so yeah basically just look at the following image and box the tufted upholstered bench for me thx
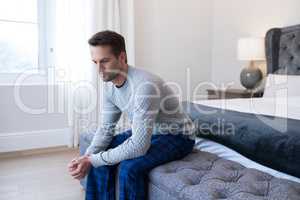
[79,132,300,200]
[148,150,300,200]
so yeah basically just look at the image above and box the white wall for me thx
[134,0,213,100]
[0,85,69,133]
[211,0,300,88]
[0,84,71,152]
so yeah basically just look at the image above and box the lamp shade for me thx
[237,37,265,61]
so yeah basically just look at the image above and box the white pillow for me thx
[263,74,300,98]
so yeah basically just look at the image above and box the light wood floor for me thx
[0,147,85,200]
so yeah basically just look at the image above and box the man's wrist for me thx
[86,155,92,164]
[88,153,106,168]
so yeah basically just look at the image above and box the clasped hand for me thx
[68,155,91,180]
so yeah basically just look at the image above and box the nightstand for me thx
[206,88,263,99]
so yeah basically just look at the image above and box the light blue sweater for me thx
[85,66,195,167]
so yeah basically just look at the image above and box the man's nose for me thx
[98,64,104,72]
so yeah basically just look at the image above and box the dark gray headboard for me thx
[265,24,300,75]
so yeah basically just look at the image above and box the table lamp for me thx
[237,37,265,90]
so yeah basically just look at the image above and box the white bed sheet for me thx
[193,97,300,120]
[192,96,300,183]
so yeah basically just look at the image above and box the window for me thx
[0,0,54,84]
[0,0,39,73]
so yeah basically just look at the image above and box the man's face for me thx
[90,45,123,82]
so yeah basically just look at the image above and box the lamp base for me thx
[240,67,263,90]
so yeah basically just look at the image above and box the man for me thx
[68,30,196,200]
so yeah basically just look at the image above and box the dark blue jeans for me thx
[85,129,194,200]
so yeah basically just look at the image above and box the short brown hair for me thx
[88,30,127,60]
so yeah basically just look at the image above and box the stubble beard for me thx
[100,71,120,82]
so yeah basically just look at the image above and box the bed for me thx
[147,24,300,200]
[79,24,300,199]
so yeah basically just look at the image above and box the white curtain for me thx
[55,0,135,147]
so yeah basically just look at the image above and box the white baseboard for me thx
[0,128,71,153]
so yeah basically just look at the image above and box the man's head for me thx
[88,30,127,82]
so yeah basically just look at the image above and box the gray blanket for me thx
[181,101,300,178]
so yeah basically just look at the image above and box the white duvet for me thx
[193,96,300,120]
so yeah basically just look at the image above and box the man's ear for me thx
[119,52,127,64]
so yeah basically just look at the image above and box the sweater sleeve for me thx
[89,82,161,167]
[85,92,122,155]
